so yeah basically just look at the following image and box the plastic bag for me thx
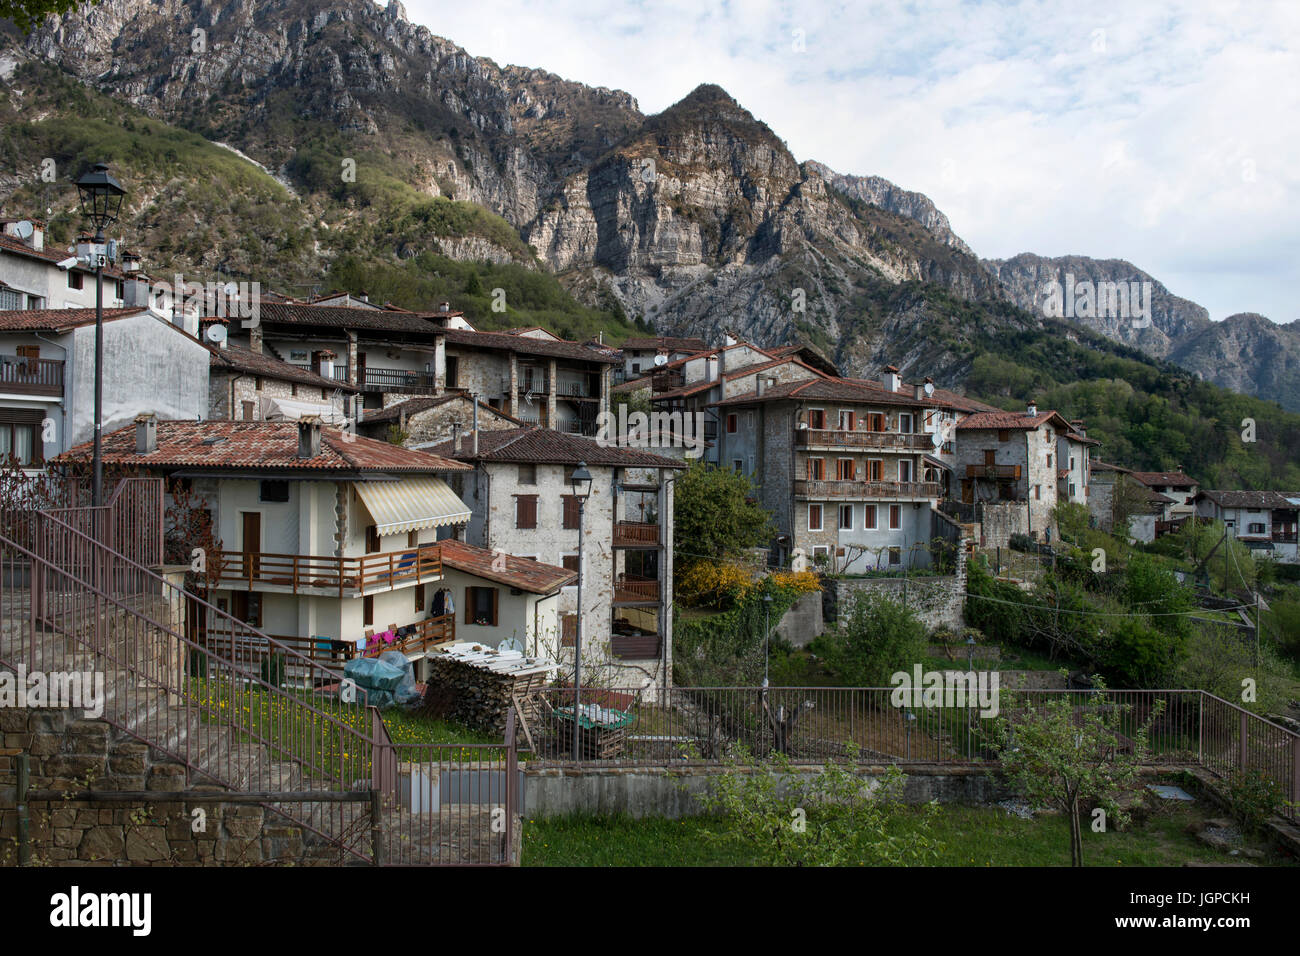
[379,650,421,707]
[343,655,406,693]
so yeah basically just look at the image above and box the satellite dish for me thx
[497,636,524,653]
[205,324,227,344]
[924,381,934,397]
[931,431,943,448]
[224,282,238,297]
[13,220,33,240]
[653,354,668,366]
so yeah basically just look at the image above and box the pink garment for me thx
[380,629,397,645]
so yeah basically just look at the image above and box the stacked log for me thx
[421,647,552,738]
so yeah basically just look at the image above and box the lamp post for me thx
[75,163,126,507]
[569,461,593,760]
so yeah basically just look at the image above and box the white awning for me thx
[353,477,471,535]
[260,396,345,425]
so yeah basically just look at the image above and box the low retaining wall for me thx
[830,564,966,632]
[519,763,1012,819]
[774,592,824,648]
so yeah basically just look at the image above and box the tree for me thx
[672,459,774,568]
[1,0,90,33]
[991,682,1163,866]
[820,591,928,687]
[696,747,942,866]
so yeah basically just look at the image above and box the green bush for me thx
[1222,768,1286,834]
[819,592,928,687]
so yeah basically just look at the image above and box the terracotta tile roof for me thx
[425,426,685,468]
[621,336,709,353]
[443,328,622,364]
[1196,489,1300,509]
[53,420,471,474]
[234,302,450,336]
[1130,470,1198,488]
[438,540,576,593]
[955,410,1071,431]
[712,376,948,408]
[361,393,524,426]
[0,306,149,333]
[208,343,358,391]
[764,344,840,375]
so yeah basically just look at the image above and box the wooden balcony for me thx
[211,544,442,596]
[360,366,437,394]
[651,370,685,392]
[610,632,662,659]
[0,356,63,397]
[613,574,661,605]
[355,613,456,658]
[793,479,941,500]
[964,464,1022,479]
[795,428,931,451]
[613,520,660,547]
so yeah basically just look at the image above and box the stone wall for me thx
[829,551,967,632]
[0,706,337,865]
[977,501,1032,551]
[774,592,824,648]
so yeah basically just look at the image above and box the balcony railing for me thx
[211,544,442,596]
[610,632,662,659]
[964,464,1022,479]
[613,521,659,546]
[558,380,596,399]
[651,370,685,392]
[0,356,63,397]
[559,418,598,436]
[793,479,941,499]
[614,574,661,604]
[359,366,437,393]
[1271,532,1298,544]
[355,613,456,658]
[518,372,550,394]
[796,428,931,451]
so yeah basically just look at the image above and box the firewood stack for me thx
[420,644,555,738]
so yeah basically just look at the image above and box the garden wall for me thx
[829,554,967,632]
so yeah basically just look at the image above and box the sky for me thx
[403,0,1300,323]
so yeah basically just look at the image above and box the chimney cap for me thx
[884,365,900,373]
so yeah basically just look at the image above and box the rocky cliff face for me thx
[8,0,1295,406]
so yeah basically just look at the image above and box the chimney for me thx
[1070,418,1085,437]
[1027,399,1038,417]
[249,322,263,354]
[451,421,462,454]
[883,365,901,393]
[439,301,451,313]
[297,416,322,459]
[707,355,719,381]
[358,291,368,303]
[913,382,924,400]
[134,414,157,454]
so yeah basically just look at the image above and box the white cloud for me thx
[403,0,1300,321]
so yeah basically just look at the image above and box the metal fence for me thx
[521,685,1299,820]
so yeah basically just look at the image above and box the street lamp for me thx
[569,460,593,760]
[75,162,127,507]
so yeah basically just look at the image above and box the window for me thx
[231,591,262,627]
[517,463,536,485]
[241,401,255,421]
[414,584,425,614]
[1033,485,1041,500]
[726,413,738,433]
[889,505,901,529]
[865,459,883,481]
[888,547,901,565]
[632,363,640,373]
[1068,483,1076,497]
[732,459,743,473]
[0,409,44,466]
[807,458,826,480]
[863,505,878,529]
[836,458,855,481]
[839,504,853,530]
[807,408,825,429]
[515,494,538,529]
[562,554,580,572]
[1249,523,1266,535]
[837,409,856,430]
[0,287,20,310]
[812,546,829,562]
[925,411,934,426]
[898,460,913,483]
[1046,454,1052,469]
[898,413,913,433]
[259,480,289,503]
[254,376,263,391]
[866,413,885,432]
[466,586,499,626]
[562,495,581,529]
[290,384,299,398]
[808,503,823,531]
[363,595,374,627]
[561,613,577,647]
[1069,456,1076,470]
[67,271,83,290]
[365,525,381,554]
[998,430,1010,442]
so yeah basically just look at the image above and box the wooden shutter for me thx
[366,525,380,554]
[465,588,473,625]
[562,495,579,529]
[561,613,577,647]
[490,588,499,627]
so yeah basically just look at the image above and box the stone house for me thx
[617,335,708,382]
[712,372,952,572]
[207,339,356,424]
[1128,470,1199,522]
[0,306,210,467]
[54,417,477,674]
[0,218,143,311]
[953,402,1080,543]
[425,426,684,692]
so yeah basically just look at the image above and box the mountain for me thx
[5,0,1300,484]
[1167,313,1300,407]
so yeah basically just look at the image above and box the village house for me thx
[436,539,576,650]
[52,417,500,677]
[0,218,150,312]
[712,371,952,572]
[1086,460,1172,543]
[206,334,357,424]
[425,426,683,692]
[0,306,210,466]
[617,335,709,382]
[953,402,1091,545]
[1193,490,1300,563]
[1128,470,1199,522]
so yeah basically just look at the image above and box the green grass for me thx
[522,801,1293,867]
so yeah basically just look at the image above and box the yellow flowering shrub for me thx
[767,570,822,595]
[676,560,758,608]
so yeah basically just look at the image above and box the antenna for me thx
[923,381,934,397]
[653,354,668,366]
[13,220,33,240]
[205,324,227,344]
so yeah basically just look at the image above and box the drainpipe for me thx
[472,393,479,457]
[229,373,246,420]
